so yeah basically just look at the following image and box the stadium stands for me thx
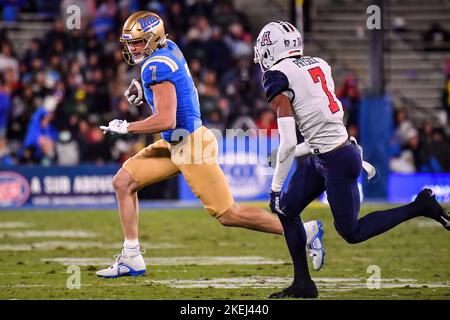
[0,0,448,173]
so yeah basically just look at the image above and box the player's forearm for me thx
[295,141,311,157]
[271,117,297,192]
[272,149,295,192]
[127,114,176,134]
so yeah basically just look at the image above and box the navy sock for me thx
[326,177,423,244]
[342,203,419,244]
[277,212,312,284]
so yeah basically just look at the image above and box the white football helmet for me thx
[254,21,304,71]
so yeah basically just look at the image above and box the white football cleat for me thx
[96,251,146,279]
[304,220,325,271]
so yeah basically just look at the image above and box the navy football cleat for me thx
[269,280,318,299]
[414,188,450,231]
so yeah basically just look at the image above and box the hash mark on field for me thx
[41,256,286,266]
[0,230,98,238]
[0,222,32,229]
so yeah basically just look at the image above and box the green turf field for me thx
[0,202,449,300]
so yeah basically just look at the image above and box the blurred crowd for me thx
[390,108,450,173]
[0,0,449,174]
[0,0,276,167]
[389,59,450,174]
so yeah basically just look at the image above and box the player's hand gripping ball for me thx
[124,79,144,106]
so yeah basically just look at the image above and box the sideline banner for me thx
[0,165,119,208]
[178,134,367,204]
[388,173,450,203]
[179,135,294,202]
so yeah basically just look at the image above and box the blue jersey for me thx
[140,40,202,142]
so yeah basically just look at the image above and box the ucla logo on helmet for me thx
[138,15,160,32]
[0,172,30,207]
[260,31,272,46]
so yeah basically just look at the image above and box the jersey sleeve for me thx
[141,56,179,86]
[262,70,292,103]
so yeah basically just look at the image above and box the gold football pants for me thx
[122,126,234,217]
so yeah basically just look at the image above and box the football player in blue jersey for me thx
[97,12,325,279]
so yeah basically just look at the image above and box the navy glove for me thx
[269,190,284,215]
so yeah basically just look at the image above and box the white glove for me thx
[268,141,311,168]
[270,137,378,181]
[349,137,377,180]
[124,79,143,106]
[100,119,129,135]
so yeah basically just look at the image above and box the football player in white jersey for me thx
[255,21,450,299]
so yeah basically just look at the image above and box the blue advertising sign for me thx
[178,135,367,204]
[179,136,295,202]
[0,165,120,208]
[388,173,450,203]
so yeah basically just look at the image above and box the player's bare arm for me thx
[127,81,177,134]
[101,81,176,135]
[270,93,294,118]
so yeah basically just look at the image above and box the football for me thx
[127,79,141,98]
[123,78,144,106]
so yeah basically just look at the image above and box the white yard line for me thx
[153,276,450,290]
[1,284,48,288]
[41,256,286,266]
[0,272,47,276]
[1,276,449,292]
[0,230,98,238]
[0,222,32,229]
[0,241,184,251]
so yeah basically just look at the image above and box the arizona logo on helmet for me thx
[261,31,272,46]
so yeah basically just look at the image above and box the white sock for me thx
[303,221,318,243]
[123,239,140,257]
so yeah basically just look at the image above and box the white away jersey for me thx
[263,56,348,154]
